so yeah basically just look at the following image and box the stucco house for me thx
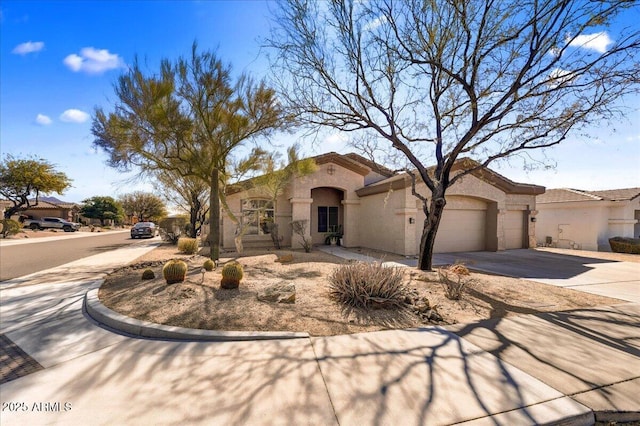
[222,152,545,256]
[536,188,640,251]
[3,199,81,223]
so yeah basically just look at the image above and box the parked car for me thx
[22,217,81,232]
[130,222,157,239]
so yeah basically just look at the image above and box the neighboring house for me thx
[13,199,81,223]
[222,152,544,255]
[536,188,640,251]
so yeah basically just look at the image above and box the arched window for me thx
[241,199,275,235]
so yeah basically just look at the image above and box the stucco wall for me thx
[536,198,640,251]
[224,160,367,250]
[358,186,409,254]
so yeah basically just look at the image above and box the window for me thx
[241,199,275,235]
[317,206,339,233]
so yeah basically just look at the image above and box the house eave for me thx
[356,160,545,197]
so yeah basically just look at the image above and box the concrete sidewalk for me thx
[1,243,638,425]
[0,229,131,246]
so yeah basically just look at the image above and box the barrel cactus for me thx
[203,259,215,272]
[220,261,243,289]
[162,260,188,284]
[141,268,155,280]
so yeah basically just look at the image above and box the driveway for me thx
[433,248,640,303]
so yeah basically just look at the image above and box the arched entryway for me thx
[310,187,344,245]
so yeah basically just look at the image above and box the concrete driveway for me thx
[433,248,640,303]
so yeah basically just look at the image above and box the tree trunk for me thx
[189,193,199,238]
[417,194,447,271]
[209,168,220,260]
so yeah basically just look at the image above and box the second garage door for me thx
[434,209,486,253]
[504,210,526,249]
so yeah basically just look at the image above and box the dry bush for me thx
[329,261,408,309]
[437,263,474,300]
[290,220,312,253]
[177,237,199,254]
[1,219,21,238]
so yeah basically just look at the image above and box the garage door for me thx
[504,210,526,249]
[434,209,486,253]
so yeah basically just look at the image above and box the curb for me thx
[84,288,310,341]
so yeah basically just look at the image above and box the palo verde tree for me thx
[270,0,640,270]
[119,191,168,223]
[80,196,124,226]
[92,43,289,260]
[0,155,71,219]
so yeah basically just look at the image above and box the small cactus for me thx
[220,261,243,289]
[163,260,188,284]
[141,268,155,280]
[203,259,215,271]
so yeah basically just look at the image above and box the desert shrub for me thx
[437,263,473,300]
[203,259,215,271]
[162,230,181,245]
[329,261,407,309]
[291,220,312,253]
[220,261,243,289]
[141,269,155,280]
[1,219,21,238]
[177,237,198,254]
[162,260,188,284]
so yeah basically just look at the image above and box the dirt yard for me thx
[98,244,626,337]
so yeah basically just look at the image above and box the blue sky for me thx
[1,1,639,204]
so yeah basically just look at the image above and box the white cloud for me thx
[568,32,613,54]
[324,132,349,146]
[63,47,125,74]
[364,15,387,31]
[12,41,44,55]
[60,109,90,123]
[35,114,52,125]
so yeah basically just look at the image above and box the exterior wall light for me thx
[530,217,537,222]
[409,217,415,224]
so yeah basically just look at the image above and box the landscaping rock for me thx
[257,282,296,304]
[275,253,294,263]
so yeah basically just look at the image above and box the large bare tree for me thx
[92,43,288,260]
[269,0,640,269]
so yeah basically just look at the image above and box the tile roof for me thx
[23,200,80,209]
[537,187,640,203]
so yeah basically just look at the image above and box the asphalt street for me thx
[0,231,148,281]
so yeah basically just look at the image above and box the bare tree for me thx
[269,0,640,270]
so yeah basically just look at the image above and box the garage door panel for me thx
[505,210,525,249]
[434,209,486,253]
